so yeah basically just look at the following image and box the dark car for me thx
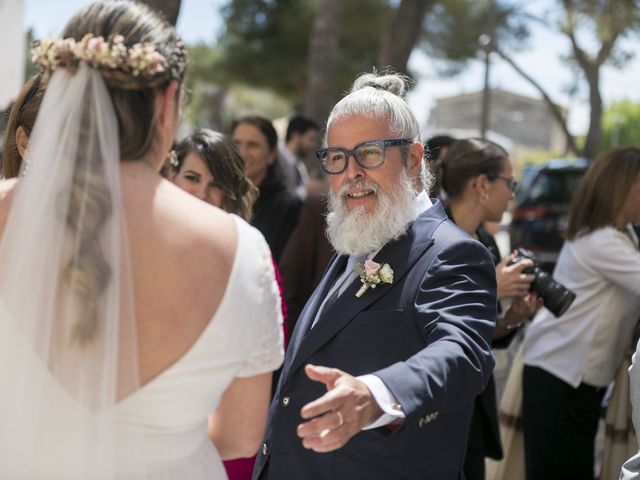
[510,158,589,271]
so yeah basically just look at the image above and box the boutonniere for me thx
[354,259,394,298]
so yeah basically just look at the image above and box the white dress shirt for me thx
[523,225,640,388]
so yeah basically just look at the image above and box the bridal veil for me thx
[0,63,140,478]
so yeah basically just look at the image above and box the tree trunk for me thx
[494,47,579,156]
[303,0,344,126]
[560,0,626,159]
[581,66,603,160]
[138,0,182,26]
[376,0,436,74]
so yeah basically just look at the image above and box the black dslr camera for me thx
[508,247,576,318]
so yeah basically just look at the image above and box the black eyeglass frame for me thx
[315,138,412,174]
[492,175,518,193]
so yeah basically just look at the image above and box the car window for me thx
[528,170,585,203]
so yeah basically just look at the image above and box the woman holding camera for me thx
[522,147,640,480]
[431,137,541,480]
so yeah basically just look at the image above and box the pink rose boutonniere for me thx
[354,259,394,298]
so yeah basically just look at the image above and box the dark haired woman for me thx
[166,128,258,221]
[231,115,302,263]
[523,147,640,480]
[431,137,542,480]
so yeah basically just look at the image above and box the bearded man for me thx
[253,72,497,480]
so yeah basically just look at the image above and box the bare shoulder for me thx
[153,179,239,263]
[0,178,18,201]
[0,179,19,237]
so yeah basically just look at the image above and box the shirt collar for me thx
[414,190,432,215]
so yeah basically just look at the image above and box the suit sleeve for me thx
[374,238,496,424]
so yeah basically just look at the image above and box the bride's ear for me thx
[16,126,30,158]
[155,80,179,132]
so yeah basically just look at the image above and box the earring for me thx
[19,159,31,177]
[480,192,488,201]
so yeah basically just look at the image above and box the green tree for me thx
[422,0,530,71]
[215,0,315,101]
[600,100,640,150]
[183,43,292,129]
[422,0,534,139]
[183,43,228,129]
[377,0,437,74]
[25,29,38,79]
[215,0,391,106]
[556,0,640,159]
[303,0,344,124]
[424,0,640,159]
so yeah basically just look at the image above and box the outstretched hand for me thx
[296,364,383,453]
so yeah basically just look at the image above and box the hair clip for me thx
[167,151,179,168]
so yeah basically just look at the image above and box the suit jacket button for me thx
[261,443,269,456]
[281,395,291,407]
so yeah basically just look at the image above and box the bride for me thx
[0,1,283,478]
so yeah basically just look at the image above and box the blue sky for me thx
[23,0,640,135]
[25,0,224,43]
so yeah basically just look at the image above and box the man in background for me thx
[280,114,320,198]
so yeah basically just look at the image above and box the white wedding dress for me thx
[0,216,284,479]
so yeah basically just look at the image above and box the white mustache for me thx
[338,180,380,198]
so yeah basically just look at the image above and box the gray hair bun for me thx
[350,72,411,98]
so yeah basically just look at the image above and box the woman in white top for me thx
[522,146,640,480]
[0,1,283,478]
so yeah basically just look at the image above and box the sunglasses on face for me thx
[493,175,518,193]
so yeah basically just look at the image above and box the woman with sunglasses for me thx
[1,73,45,178]
[430,137,542,480]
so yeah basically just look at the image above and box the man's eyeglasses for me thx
[494,175,518,193]
[315,139,412,175]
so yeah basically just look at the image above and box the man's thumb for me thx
[305,364,342,386]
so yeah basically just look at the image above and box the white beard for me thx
[326,170,421,256]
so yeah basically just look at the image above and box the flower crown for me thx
[31,34,166,78]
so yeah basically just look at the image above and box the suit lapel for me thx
[280,254,347,381]
[285,202,449,379]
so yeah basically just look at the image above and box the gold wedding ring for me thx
[336,410,344,427]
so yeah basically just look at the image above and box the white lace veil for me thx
[0,64,139,478]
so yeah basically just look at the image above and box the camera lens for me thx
[509,248,577,318]
[531,271,576,317]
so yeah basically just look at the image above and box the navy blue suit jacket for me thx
[253,200,496,480]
